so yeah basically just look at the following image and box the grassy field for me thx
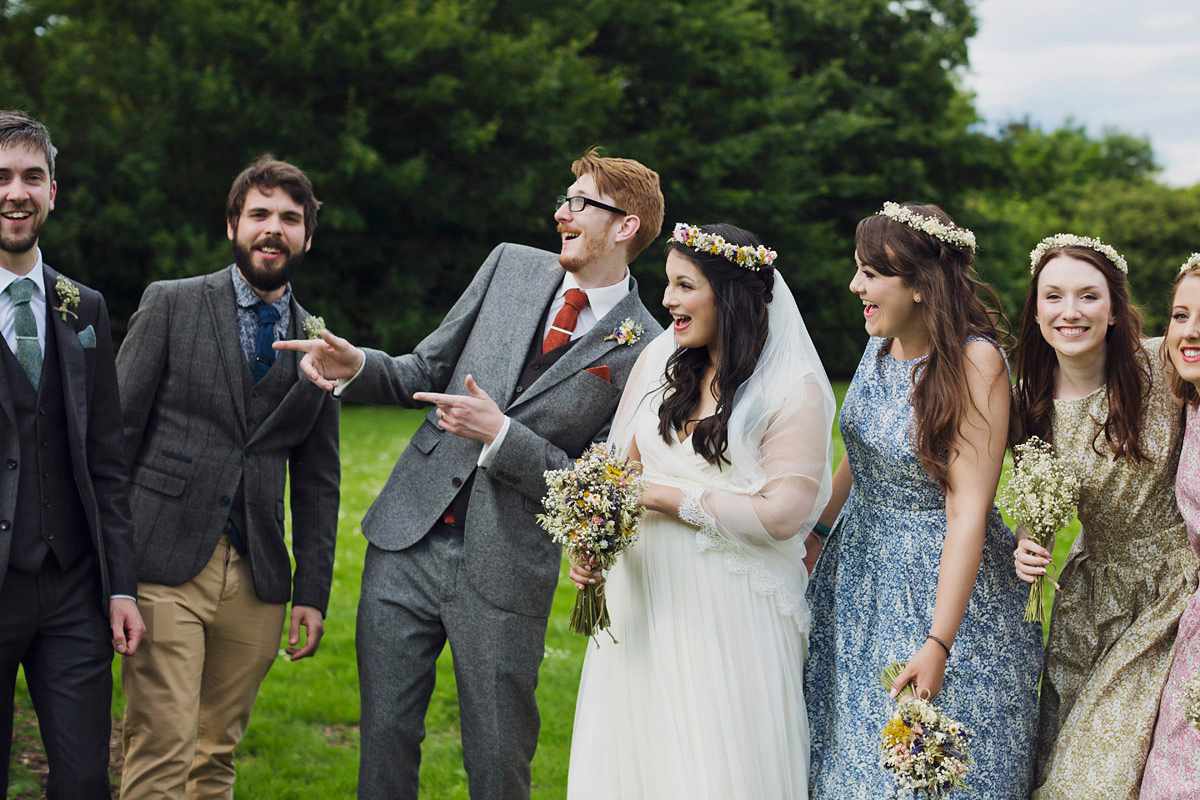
[8,391,1079,798]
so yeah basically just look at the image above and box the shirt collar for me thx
[558,268,631,322]
[0,249,46,298]
[230,264,291,311]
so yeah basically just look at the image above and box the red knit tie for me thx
[542,288,589,353]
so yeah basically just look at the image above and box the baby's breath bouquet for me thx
[999,436,1080,623]
[537,443,645,641]
[880,662,972,798]
[1185,672,1200,732]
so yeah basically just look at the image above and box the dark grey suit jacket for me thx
[0,264,137,603]
[345,243,662,617]
[116,268,339,614]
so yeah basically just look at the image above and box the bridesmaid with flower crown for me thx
[1011,236,1198,799]
[1139,253,1200,800]
[806,203,1042,799]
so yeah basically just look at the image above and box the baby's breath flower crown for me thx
[878,202,977,252]
[671,223,777,271]
[1178,253,1200,275]
[1030,233,1128,275]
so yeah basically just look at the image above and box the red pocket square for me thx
[585,365,611,382]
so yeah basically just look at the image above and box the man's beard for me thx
[232,236,304,293]
[557,228,606,273]
[0,212,45,255]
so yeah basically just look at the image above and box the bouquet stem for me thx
[1024,576,1047,623]
[569,582,616,645]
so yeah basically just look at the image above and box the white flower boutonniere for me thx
[53,275,80,322]
[302,315,326,340]
[603,318,643,347]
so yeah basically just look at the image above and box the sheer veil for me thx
[608,271,836,632]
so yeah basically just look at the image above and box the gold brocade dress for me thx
[1035,344,1200,800]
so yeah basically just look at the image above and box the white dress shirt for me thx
[0,249,47,357]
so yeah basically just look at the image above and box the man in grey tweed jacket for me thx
[278,149,664,799]
[115,157,339,799]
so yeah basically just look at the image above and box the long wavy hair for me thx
[658,223,774,466]
[1011,244,1149,461]
[856,204,1010,491]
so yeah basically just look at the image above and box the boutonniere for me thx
[52,275,80,321]
[603,318,643,347]
[302,315,326,340]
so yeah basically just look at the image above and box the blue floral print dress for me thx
[806,337,1043,799]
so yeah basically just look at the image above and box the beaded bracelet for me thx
[926,634,951,658]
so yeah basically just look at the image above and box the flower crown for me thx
[1029,234,1128,275]
[671,223,777,271]
[1178,253,1200,275]
[878,202,976,252]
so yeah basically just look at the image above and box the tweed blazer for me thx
[0,264,137,602]
[116,268,339,614]
[345,242,662,617]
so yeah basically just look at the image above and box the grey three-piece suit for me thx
[347,243,660,799]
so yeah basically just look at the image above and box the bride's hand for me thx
[568,555,604,591]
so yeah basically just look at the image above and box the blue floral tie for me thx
[251,302,280,383]
[7,278,42,389]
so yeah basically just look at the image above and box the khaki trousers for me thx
[120,535,286,800]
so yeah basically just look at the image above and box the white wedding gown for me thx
[566,394,814,799]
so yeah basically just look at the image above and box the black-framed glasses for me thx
[555,195,628,216]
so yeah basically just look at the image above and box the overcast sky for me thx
[964,0,1200,187]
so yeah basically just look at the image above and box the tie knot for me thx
[255,302,280,326]
[7,277,34,305]
[563,288,589,312]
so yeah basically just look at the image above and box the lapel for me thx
[203,270,249,437]
[0,319,11,428]
[44,265,89,451]
[507,276,643,411]
[248,298,304,439]
[498,261,561,404]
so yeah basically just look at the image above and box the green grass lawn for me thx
[9,389,1079,798]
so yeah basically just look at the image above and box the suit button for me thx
[451,477,462,488]
[532,363,541,370]
[42,471,50,479]
[515,386,523,394]
[243,448,252,457]
[40,439,48,447]
[5,459,15,469]
[220,496,231,506]
[0,521,9,531]
[43,499,51,508]
[38,407,45,416]
[247,417,256,426]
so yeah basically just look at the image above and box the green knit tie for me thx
[8,278,42,389]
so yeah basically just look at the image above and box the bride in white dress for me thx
[566,223,835,800]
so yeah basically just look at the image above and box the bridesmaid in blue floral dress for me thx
[806,203,1043,798]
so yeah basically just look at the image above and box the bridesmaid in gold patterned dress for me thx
[1011,235,1199,800]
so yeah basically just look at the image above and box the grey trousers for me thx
[356,524,548,800]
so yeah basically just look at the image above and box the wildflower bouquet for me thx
[1185,672,1200,732]
[537,443,645,641]
[879,662,972,798]
[998,436,1080,623]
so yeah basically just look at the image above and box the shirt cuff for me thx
[332,350,367,398]
[110,594,137,602]
[477,416,512,468]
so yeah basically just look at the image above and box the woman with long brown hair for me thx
[806,203,1042,798]
[1011,236,1195,799]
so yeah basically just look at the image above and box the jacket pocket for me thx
[131,464,186,498]
[410,418,442,455]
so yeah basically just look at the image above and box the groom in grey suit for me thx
[278,149,663,799]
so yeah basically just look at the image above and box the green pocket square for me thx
[77,324,96,349]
